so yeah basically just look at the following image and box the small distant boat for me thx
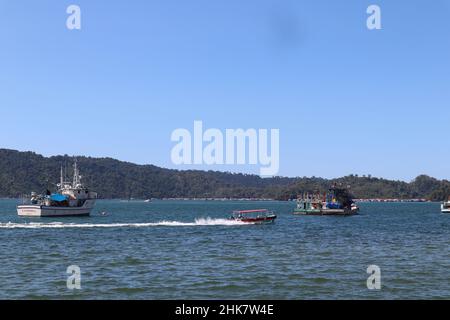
[230,209,277,224]
[293,186,359,216]
[441,197,450,213]
[144,199,152,203]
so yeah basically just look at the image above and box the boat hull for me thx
[441,203,450,213]
[232,215,277,224]
[17,200,96,217]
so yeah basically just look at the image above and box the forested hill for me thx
[0,149,449,201]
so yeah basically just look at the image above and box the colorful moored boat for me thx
[293,186,359,216]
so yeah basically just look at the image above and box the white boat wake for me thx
[0,218,249,229]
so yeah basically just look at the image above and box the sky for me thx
[0,0,449,181]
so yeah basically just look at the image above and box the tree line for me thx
[0,149,448,201]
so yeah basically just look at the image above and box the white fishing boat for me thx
[441,197,450,213]
[17,161,97,217]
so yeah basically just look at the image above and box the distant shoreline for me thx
[124,198,277,202]
[0,197,441,203]
[354,198,430,203]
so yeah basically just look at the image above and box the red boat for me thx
[230,209,277,224]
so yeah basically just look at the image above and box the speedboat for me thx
[230,209,277,224]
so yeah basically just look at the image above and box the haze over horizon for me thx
[1,0,449,181]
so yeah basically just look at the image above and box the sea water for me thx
[0,199,448,299]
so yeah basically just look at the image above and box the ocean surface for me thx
[0,199,448,300]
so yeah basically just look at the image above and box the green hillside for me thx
[0,149,448,201]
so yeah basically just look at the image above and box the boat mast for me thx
[73,159,80,188]
[60,165,64,190]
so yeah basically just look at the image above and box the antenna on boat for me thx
[60,165,64,190]
[73,158,78,187]
[72,157,83,188]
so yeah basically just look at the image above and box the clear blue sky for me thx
[0,0,449,181]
